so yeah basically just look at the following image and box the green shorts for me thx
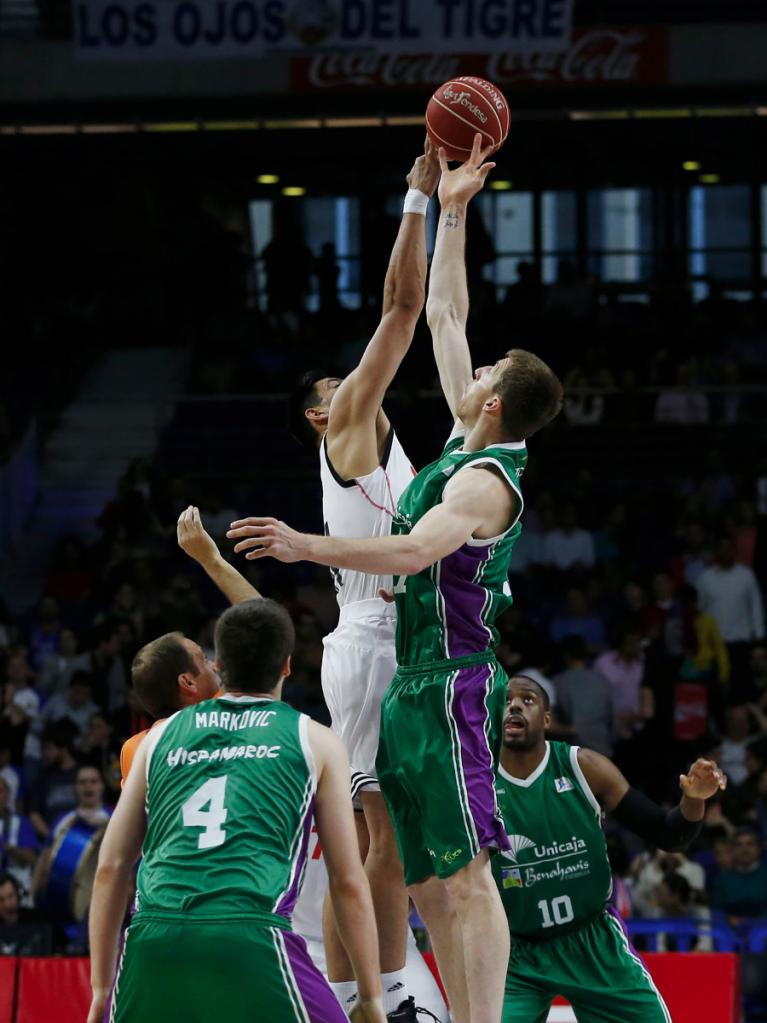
[376,653,509,887]
[503,910,671,1023]
[109,913,347,1023]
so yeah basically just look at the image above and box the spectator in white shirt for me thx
[654,362,710,424]
[542,505,595,572]
[697,537,765,700]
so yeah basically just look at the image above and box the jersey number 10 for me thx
[182,776,229,849]
[537,895,574,929]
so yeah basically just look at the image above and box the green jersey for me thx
[393,428,527,666]
[136,695,315,923]
[493,741,612,939]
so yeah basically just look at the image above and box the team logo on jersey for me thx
[441,847,464,865]
[501,866,524,889]
[515,466,525,478]
[501,834,536,864]
[555,776,574,793]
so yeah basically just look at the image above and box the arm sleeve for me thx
[610,786,702,852]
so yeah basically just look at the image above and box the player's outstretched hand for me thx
[227,517,307,563]
[350,998,387,1023]
[437,131,496,207]
[177,505,219,566]
[680,758,727,801]
[407,136,441,197]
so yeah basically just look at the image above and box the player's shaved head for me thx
[496,349,563,440]
[509,674,551,710]
[215,598,295,694]
[131,632,196,719]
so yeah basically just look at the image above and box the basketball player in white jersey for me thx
[177,505,449,1022]
[285,144,440,1020]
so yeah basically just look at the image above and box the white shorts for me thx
[322,598,397,793]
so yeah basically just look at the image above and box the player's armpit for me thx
[575,747,629,813]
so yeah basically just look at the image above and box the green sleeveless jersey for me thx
[136,695,315,923]
[393,428,527,666]
[492,741,612,939]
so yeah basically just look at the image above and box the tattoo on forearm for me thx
[444,209,462,230]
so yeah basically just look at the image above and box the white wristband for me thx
[403,188,430,216]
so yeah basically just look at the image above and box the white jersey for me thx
[319,428,415,608]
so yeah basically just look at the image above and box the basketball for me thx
[426,77,511,162]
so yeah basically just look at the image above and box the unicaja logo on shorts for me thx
[442,87,488,124]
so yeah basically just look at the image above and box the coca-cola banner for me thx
[75,0,574,60]
[290,27,668,91]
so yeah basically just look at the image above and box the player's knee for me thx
[443,853,496,906]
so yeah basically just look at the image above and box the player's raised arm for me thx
[178,505,261,604]
[326,143,439,474]
[578,748,727,852]
[426,133,496,420]
[88,740,150,1023]
[309,722,386,1023]
[228,463,515,577]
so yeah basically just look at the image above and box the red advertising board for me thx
[289,26,668,92]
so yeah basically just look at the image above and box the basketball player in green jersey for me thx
[227,135,564,1023]
[87,600,386,1023]
[497,674,726,1023]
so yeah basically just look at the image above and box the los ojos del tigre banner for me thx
[74,0,574,59]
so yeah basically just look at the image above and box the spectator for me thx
[542,505,596,572]
[654,873,713,951]
[549,588,606,651]
[0,872,40,927]
[697,537,765,700]
[36,628,82,697]
[0,741,21,807]
[670,521,711,589]
[28,724,80,841]
[26,596,62,670]
[641,572,683,657]
[552,634,613,756]
[74,626,128,714]
[678,584,729,686]
[0,775,38,896]
[751,642,767,710]
[594,628,653,743]
[654,361,709,424]
[631,849,706,918]
[78,713,121,802]
[709,825,767,921]
[34,672,100,744]
[0,649,40,765]
[717,705,766,787]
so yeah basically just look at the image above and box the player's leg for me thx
[556,913,672,1023]
[411,660,509,1023]
[323,808,370,1012]
[360,788,410,1008]
[404,925,450,1022]
[409,874,469,1023]
[501,968,553,1023]
[443,850,509,1023]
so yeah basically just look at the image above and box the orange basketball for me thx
[426,77,511,162]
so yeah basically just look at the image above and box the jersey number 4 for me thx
[182,776,228,849]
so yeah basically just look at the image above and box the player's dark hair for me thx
[510,674,551,710]
[496,349,563,440]
[75,764,103,784]
[131,632,196,719]
[287,370,329,453]
[214,599,295,694]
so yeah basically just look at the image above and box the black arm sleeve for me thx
[610,787,703,852]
